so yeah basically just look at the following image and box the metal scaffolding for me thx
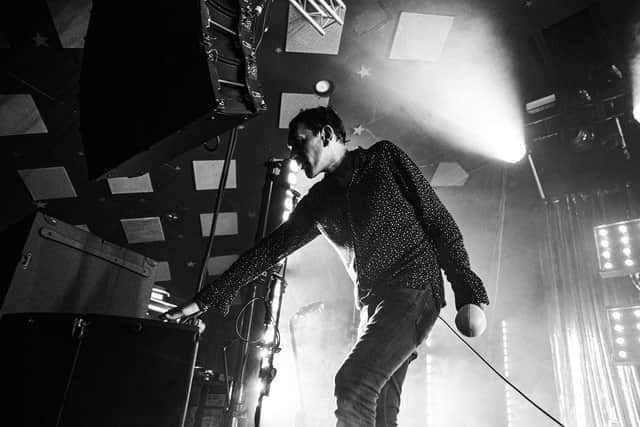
[287,0,346,36]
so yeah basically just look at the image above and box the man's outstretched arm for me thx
[163,191,321,320]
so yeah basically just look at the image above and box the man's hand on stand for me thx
[160,301,202,323]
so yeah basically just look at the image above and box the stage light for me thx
[608,305,640,364]
[577,88,592,102]
[501,143,526,163]
[288,159,300,173]
[313,79,334,97]
[594,219,640,278]
[147,286,176,314]
[264,328,275,344]
[569,127,596,152]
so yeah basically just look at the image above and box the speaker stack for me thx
[80,0,268,180]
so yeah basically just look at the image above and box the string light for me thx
[502,320,513,427]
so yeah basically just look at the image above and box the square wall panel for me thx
[193,160,237,190]
[18,166,77,200]
[352,2,389,35]
[430,162,469,187]
[207,255,239,276]
[200,212,239,237]
[0,94,48,136]
[48,0,92,48]
[154,261,172,282]
[389,13,454,61]
[107,173,154,194]
[279,93,330,129]
[121,217,165,244]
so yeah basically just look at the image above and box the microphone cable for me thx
[438,315,565,427]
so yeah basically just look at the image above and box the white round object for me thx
[455,304,487,337]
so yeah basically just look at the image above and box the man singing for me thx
[163,106,490,426]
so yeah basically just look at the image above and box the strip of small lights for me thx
[502,320,513,427]
[282,160,300,222]
[425,337,436,425]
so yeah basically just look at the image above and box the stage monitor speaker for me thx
[0,313,199,427]
[80,0,268,180]
[0,212,158,318]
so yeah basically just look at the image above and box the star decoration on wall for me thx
[32,33,49,47]
[352,125,365,136]
[33,201,47,209]
[186,261,196,268]
[356,65,371,79]
[275,47,283,54]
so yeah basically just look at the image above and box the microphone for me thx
[264,157,287,166]
[455,304,487,337]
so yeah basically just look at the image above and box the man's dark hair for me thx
[288,106,347,144]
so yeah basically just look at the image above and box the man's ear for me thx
[323,126,334,145]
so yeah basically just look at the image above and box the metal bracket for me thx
[39,227,155,277]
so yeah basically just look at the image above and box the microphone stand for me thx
[228,158,285,427]
[179,127,240,427]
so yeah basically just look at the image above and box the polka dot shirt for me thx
[195,140,490,315]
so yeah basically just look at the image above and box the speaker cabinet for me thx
[0,313,198,427]
[80,0,268,180]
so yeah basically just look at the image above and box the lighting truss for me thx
[288,0,346,36]
[594,218,640,279]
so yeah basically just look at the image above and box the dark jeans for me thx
[334,288,440,426]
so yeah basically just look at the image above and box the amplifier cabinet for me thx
[0,313,199,427]
[1,212,158,318]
